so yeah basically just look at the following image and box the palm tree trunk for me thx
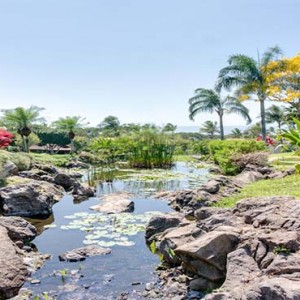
[219,114,224,140]
[21,135,27,152]
[260,98,267,141]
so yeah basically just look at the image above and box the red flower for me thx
[0,130,14,149]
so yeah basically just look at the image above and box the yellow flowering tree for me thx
[266,53,300,114]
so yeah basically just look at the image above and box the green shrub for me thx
[192,140,267,175]
[0,150,32,172]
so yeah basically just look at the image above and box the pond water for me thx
[25,162,210,299]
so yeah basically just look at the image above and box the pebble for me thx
[30,279,41,285]
[145,282,154,291]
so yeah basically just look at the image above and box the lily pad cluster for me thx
[60,211,163,247]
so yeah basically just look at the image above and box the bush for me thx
[0,150,32,174]
[192,140,267,175]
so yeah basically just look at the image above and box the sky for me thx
[0,0,299,128]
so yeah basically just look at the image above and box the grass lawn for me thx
[269,152,300,170]
[174,155,195,162]
[29,153,72,167]
[214,174,300,208]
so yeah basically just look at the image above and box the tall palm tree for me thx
[52,116,86,152]
[1,106,45,152]
[200,121,219,138]
[217,46,282,141]
[188,88,251,140]
[265,105,285,133]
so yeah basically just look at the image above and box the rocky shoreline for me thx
[143,165,299,299]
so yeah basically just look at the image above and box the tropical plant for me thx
[52,116,86,152]
[162,123,177,133]
[1,106,45,152]
[265,104,285,133]
[200,121,219,138]
[231,128,243,138]
[217,46,282,141]
[98,116,121,137]
[188,88,251,139]
[15,132,40,149]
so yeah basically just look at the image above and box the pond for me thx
[24,162,210,299]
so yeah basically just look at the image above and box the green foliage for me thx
[90,129,175,168]
[273,245,291,255]
[0,150,32,173]
[192,139,267,175]
[214,174,300,208]
[29,153,71,167]
[15,132,41,148]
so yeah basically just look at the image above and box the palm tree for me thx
[1,106,45,152]
[265,105,285,133]
[188,88,251,140]
[162,123,177,133]
[200,121,219,138]
[52,116,86,152]
[98,116,121,137]
[217,46,282,141]
[231,128,243,138]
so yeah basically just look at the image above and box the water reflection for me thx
[26,214,55,235]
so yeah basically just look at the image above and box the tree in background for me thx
[217,46,282,141]
[231,128,243,138]
[162,123,177,133]
[1,106,45,152]
[267,53,300,114]
[188,88,251,140]
[200,121,219,138]
[98,116,121,137]
[52,116,86,152]
[15,132,40,150]
[265,105,285,133]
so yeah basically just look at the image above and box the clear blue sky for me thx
[0,0,299,127]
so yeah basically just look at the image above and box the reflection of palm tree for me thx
[1,106,45,152]
[189,88,251,140]
[52,116,86,152]
[200,121,219,139]
[217,46,282,141]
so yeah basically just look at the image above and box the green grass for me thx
[214,175,300,208]
[175,155,195,162]
[269,152,300,170]
[29,153,72,167]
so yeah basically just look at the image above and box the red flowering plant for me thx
[256,135,276,146]
[0,129,14,149]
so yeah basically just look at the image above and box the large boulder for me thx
[0,161,18,179]
[0,217,37,242]
[0,180,64,217]
[0,226,29,299]
[175,230,239,281]
[54,173,76,190]
[59,245,111,262]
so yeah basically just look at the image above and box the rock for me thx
[66,161,89,169]
[90,195,134,214]
[201,180,221,194]
[234,171,264,186]
[32,163,58,174]
[0,180,64,217]
[145,213,182,241]
[175,230,239,281]
[1,161,18,178]
[54,172,76,190]
[0,216,37,242]
[72,182,95,200]
[19,169,49,180]
[208,166,222,174]
[59,245,111,262]
[0,226,29,299]
[159,223,204,264]
[189,277,220,292]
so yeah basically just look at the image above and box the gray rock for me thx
[59,245,111,262]
[0,216,37,242]
[145,213,182,241]
[72,182,95,201]
[234,171,264,185]
[175,230,239,280]
[1,161,18,178]
[0,180,64,217]
[201,180,221,194]
[54,172,76,190]
[0,226,29,299]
